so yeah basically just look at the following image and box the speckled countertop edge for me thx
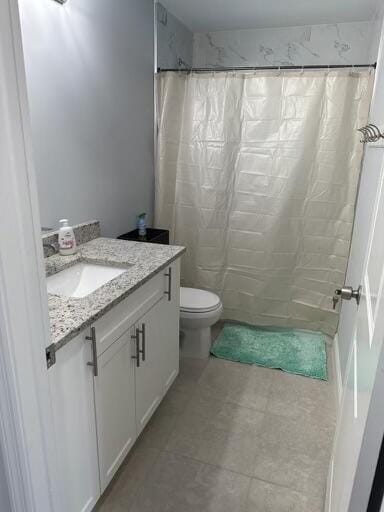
[47,237,185,351]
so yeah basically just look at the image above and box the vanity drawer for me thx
[92,269,167,356]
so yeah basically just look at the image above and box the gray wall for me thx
[157,3,193,69]
[193,21,377,68]
[0,446,10,512]
[19,0,154,237]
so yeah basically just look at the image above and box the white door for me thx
[328,153,384,511]
[94,330,137,492]
[48,331,100,512]
[327,19,384,511]
[135,300,164,435]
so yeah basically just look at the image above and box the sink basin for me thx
[46,262,128,298]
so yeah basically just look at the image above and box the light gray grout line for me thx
[241,477,254,512]
[160,445,254,478]
[240,473,320,510]
[157,444,326,501]
[192,384,335,425]
[177,390,335,438]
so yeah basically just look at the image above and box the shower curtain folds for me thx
[155,70,373,336]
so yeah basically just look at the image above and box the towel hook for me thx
[357,123,384,143]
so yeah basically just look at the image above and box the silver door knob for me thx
[333,285,362,309]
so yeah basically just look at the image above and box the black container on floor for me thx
[117,228,169,245]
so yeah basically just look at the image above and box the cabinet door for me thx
[134,300,164,435]
[94,329,137,492]
[159,259,180,393]
[48,332,100,512]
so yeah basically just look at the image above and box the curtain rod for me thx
[157,63,376,73]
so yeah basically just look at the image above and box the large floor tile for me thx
[137,387,192,450]
[166,386,264,475]
[95,473,141,512]
[166,421,259,476]
[245,478,324,512]
[253,413,333,497]
[178,392,265,436]
[262,405,334,454]
[121,439,160,482]
[171,357,209,395]
[137,407,177,451]
[130,452,250,512]
[95,439,160,510]
[197,358,272,411]
[267,369,336,422]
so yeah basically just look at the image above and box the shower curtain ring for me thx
[357,128,365,143]
[362,127,373,142]
[360,126,373,143]
[372,124,384,140]
[357,127,369,143]
[366,125,379,142]
[365,127,375,142]
[366,125,377,141]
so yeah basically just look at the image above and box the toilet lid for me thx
[180,287,221,313]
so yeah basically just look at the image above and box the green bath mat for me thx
[211,324,327,380]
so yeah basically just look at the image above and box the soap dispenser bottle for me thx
[58,219,77,255]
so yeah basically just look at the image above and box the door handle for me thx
[138,323,146,362]
[131,328,140,367]
[85,327,98,377]
[164,267,172,302]
[333,285,362,309]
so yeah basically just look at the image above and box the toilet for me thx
[179,287,223,359]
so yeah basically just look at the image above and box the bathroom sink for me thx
[46,262,129,298]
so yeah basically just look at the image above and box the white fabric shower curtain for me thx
[155,70,373,335]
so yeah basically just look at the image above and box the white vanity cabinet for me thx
[94,329,137,492]
[133,261,181,434]
[134,298,165,435]
[49,258,181,510]
[159,261,180,394]
[48,331,100,512]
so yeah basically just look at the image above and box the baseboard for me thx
[333,333,343,407]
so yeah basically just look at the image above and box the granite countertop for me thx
[46,237,185,350]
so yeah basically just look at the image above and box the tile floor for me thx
[95,324,337,512]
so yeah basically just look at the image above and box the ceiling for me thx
[160,0,378,32]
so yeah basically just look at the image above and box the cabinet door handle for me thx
[138,323,146,362]
[131,328,140,367]
[85,327,98,377]
[164,267,172,302]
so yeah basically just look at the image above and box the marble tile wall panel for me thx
[157,3,193,70]
[193,22,377,68]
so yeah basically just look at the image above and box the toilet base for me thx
[180,326,212,359]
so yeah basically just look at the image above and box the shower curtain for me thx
[155,70,373,336]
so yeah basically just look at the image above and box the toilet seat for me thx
[180,287,221,314]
